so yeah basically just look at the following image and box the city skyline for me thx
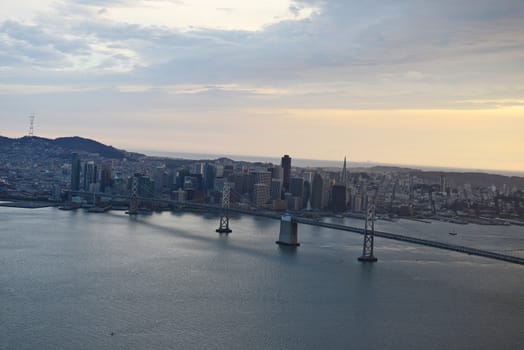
[1,1,523,171]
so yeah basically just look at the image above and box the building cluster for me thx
[1,144,523,221]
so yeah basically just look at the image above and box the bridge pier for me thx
[276,214,300,247]
[216,215,232,234]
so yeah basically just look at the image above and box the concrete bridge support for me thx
[276,214,300,247]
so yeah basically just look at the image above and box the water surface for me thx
[1,207,523,349]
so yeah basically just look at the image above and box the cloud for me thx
[1,1,523,111]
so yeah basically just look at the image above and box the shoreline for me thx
[2,200,524,227]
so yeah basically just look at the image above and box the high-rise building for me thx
[192,162,204,175]
[290,177,304,197]
[440,174,447,194]
[153,166,166,194]
[223,165,234,178]
[271,179,282,200]
[253,170,272,188]
[271,165,283,180]
[253,183,270,207]
[303,180,311,208]
[203,163,216,192]
[281,154,291,195]
[83,161,97,191]
[100,161,112,192]
[340,156,348,186]
[70,153,81,191]
[252,170,271,205]
[331,184,347,212]
[138,176,155,198]
[311,173,324,210]
[175,169,190,190]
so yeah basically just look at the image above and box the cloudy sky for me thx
[1,0,523,171]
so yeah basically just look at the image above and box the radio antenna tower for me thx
[28,113,35,137]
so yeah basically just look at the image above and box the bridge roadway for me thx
[78,192,524,265]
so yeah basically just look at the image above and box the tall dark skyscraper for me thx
[100,161,112,192]
[281,154,291,195]
[311,173,323,210]
[70,153,81,191]
[331,184,347,212]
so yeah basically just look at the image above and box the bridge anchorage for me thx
[126,175,139,216]
[358,203,378,262]
[216,182,232,234]
[276,214,300,247]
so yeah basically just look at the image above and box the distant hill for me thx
[355,165,524,188]
[54,136,125,159]
[0,135,131,159]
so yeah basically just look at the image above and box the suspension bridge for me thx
[71,188,524,266]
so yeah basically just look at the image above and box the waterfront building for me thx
[284,193,303,211]
[171,189,187,201]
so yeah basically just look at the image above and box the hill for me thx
[0,135,129,159]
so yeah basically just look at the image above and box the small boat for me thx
[448,230,458,236]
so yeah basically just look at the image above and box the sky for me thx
[1,0,523,172]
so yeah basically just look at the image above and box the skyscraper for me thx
[331,184,347,212]
[203,163,216,192]
[70,153,81,191]
[100,161,112,192]
[340,156,348,186]
[290,177,304,197]
[311,173,324,210]
[440,174,447,194]
[281,154,291,195]
[83,161,97,191]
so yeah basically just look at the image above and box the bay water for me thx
[1,207,523,349]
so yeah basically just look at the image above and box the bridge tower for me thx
[216,182,232,233]
[127,176,139,215]
[358,203,378,262]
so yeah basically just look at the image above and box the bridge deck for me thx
[295,218,524,265]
